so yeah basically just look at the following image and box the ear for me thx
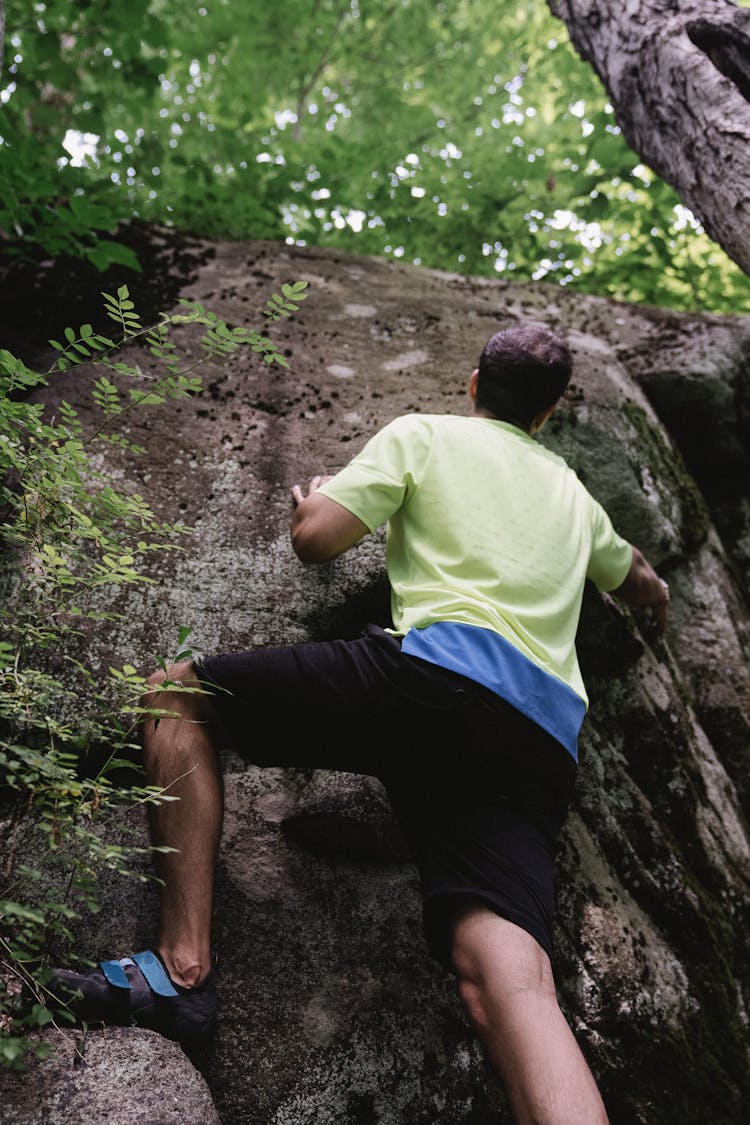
[530,401,558,435]
[469,369,479,401]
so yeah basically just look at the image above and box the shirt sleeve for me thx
[586,496,633,592]
[317,415,432,533]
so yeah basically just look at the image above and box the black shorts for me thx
[196,624,576,968]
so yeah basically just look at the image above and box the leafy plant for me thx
[3,0,750,310]
[0,278,308,1066]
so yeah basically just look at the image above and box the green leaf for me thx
[92,240,141,271]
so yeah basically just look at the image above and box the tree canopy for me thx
[2,0,750,313]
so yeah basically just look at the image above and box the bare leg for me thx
[451,901,609,1125]
[141,659,222,989]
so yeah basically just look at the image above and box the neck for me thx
[472,406,531,433]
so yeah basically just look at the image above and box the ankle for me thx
[158,949,210,988]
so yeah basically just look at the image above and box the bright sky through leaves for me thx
[2,0,750,313]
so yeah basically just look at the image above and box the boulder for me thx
[0,1028,220,1124]
[2,239,749,1123]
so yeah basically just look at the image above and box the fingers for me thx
[652,600,668,635]
[650,579,670,635]
[291,475,333,505]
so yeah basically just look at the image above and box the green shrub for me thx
[0,279,308,1066]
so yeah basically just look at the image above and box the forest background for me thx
[3,0,750,315]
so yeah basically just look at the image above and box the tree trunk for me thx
[0,0,6,83]
[548,0,750,277]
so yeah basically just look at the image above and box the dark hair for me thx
[475,324,572,430]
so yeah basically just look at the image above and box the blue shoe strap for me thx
[132,950,179,997]
[100,959,132,990]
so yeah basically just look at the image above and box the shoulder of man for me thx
[367,411,448,447]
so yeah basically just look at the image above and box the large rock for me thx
[2,239,750,1123]
[0,1028,220,1124]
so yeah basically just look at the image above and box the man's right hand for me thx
[613,547,669,636]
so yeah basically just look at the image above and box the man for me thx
[51,324,668,1124]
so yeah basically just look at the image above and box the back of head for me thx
[475,324,572,431]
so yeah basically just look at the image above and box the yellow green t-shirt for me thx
[318,413,632,758]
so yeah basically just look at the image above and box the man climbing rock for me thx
[50,323,668,1124]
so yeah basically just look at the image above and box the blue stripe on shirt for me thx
[401,621,585,761]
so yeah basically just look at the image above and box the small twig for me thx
[2,794,25,880]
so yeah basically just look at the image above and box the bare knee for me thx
[141,658,212,724]
[144,658,197,693]
[456,968,491,1035]
[451,925,494,1033]
[450,901,557,1031]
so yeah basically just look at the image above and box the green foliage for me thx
[0,278,307,1065]
[2,0,750,312]
[0,0,168,271]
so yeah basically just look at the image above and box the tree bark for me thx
[0,0,6,83]
[547,0,750,277]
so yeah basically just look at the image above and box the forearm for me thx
[290,479,369,563]
[613,546,669,632]
[291,502,350,562]
[615,547,665,604]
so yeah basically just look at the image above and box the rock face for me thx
[0,1028,221,1124]
[3,240,750,1123]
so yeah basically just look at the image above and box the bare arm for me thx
[290,475,369,563]
[612,546,670,635]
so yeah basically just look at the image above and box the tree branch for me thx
[292,3,348,142]
[548,0,750,279]
[0,0,6,84]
